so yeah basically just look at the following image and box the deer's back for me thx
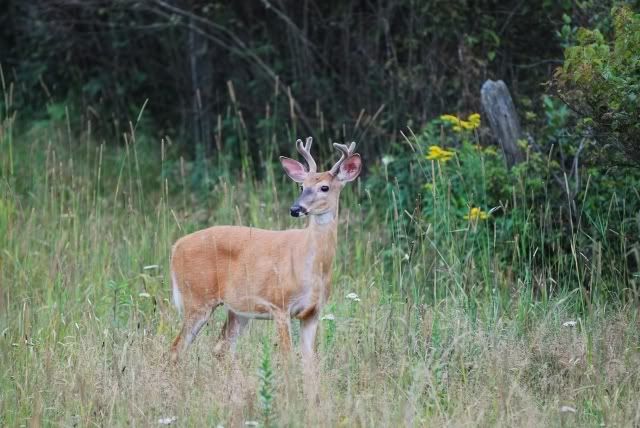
[171,225,305,314]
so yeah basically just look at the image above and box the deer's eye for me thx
[320,185,330,192]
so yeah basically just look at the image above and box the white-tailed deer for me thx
[169,138,361,363]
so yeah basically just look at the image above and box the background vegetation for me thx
[3,1,630,157]
[1,1,640,426]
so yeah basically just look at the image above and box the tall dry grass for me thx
[1,92,639,427]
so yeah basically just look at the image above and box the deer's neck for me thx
[304,207,339,278]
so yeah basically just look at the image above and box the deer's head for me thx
[280,137,362,218]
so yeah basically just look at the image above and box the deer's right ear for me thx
[280,157,307,183]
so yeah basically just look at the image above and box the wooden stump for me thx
[480,80,525,168]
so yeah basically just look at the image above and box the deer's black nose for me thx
[290,205,306,217]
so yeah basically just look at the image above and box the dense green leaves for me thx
[555,6,640,166]
[1,0,600,162]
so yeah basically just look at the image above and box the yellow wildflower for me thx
[467,113,481,129]
[483,146,497,155]
[440,114,461,125]
[426,145,455,162]
[440,113,481,131]
[464,207,489,221]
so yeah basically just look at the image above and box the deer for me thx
[169,137,362,364]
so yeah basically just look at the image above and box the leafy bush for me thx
[555,6,640,166]
[367,106,640,299]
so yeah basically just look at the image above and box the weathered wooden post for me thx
[480,80,525,168]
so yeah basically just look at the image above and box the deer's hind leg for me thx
[213,310,249,357]
[170,304,218,364]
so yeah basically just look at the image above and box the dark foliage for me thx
[2,0,611,161]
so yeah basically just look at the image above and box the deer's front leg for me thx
[274,312,292,353]
[300,314,319,361]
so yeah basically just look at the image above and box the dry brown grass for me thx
[3,297,637,427]
[1,121,639,427]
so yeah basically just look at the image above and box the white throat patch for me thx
[313,212,334,225]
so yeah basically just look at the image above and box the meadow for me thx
[1,98,640,428]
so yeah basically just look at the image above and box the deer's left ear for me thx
[337,154,362,182]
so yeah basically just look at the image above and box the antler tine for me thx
[329,141,357,176]
[296,137,317,173]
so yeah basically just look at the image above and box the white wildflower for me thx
[158,416,177,425]
[381,155,395,166]
[320,313,335,321]
[562,320,577,327]
[346,292,361,302]
[139,292,151,298]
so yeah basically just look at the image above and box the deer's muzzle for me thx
[290,205,308,217]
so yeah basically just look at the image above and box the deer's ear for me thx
[337,154,362,182]
[280,156,307,183]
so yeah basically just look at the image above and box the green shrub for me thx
[367,105,640,301]
[555,6,640,166]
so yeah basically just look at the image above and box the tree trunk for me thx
[480,79,525,168]
[188,13,213,153]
